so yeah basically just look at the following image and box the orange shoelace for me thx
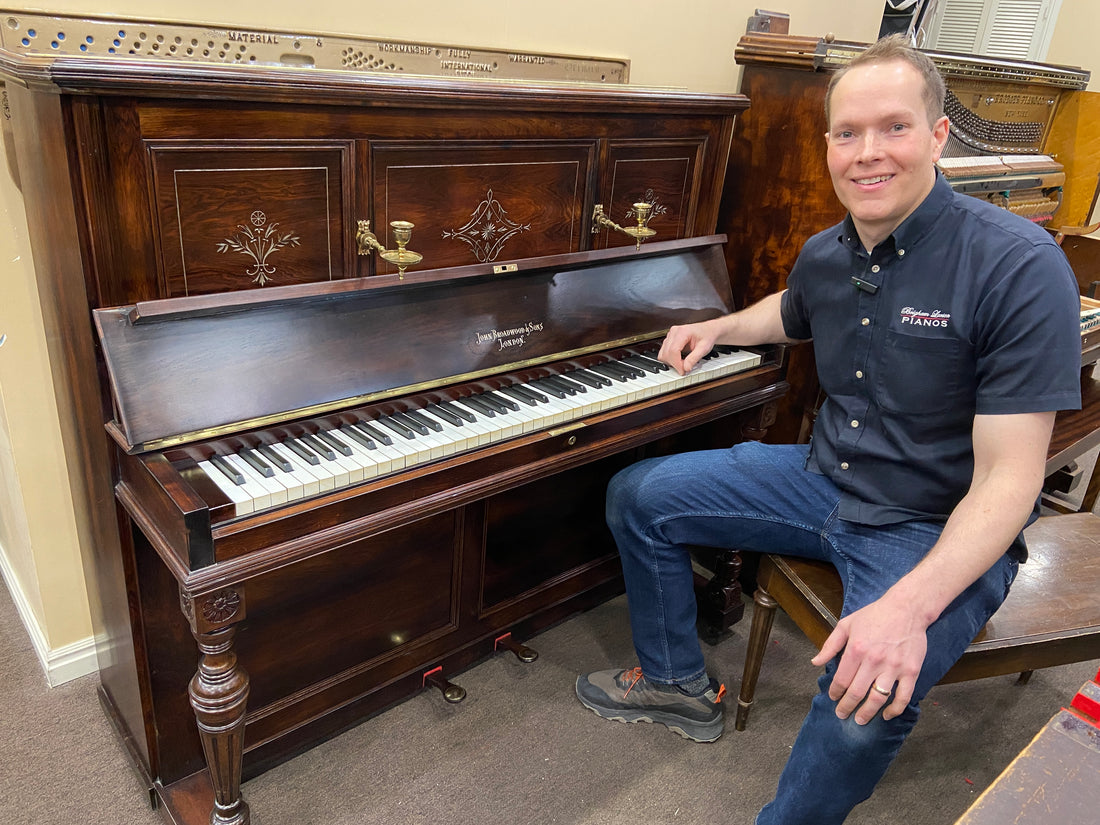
[621,667,727,703]
[620,667,645,697]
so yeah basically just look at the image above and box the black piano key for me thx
[622,354,664,374]
[541,375,578,396]
[573,368,613,388]
[566,370,605,389]
[587,363,629,383]
[355,419,394,446]
[474,392,510,413]
[300,433,337,460]
[530,378,568,399]
[458,396,497,417]
[605,360,643,379]
[340,424,377,450]
[239,448,275,478]
[390,411,429,435]
[285,438,321,465]
[316,429,354,456]
[405,409,443,432]
[510,382,549,403]
[498,385,540,407]
[439,400,477,422]
[378,416,417,439]
[210,454,246,485]
[551,374,588,393]
[257,444,294,473]
[484,390,520,411]
[424,404,465,426]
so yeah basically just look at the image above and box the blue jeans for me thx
[605,441,1017,824]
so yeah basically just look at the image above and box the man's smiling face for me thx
[825,59,950,251]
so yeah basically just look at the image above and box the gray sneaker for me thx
[575,667,726,742]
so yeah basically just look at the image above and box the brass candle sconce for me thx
[591,202,657,249]
[357,219,424,278]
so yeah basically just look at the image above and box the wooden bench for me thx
[735,512,1100,730]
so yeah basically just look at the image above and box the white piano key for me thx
[454,398,524,441]
[269,441,338,492]
[421,408,481,454]
[323,428,384,481]
[264,447,323,498]
[254,449,312,501]
[212,454,273,510]
[197,459,256,515]
[225,453,290,506]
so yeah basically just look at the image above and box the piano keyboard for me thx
[196,346,762,516]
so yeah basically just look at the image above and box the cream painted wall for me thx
[0,125,88,649]
[0,1,1095,682]
[1049,2,1100,92]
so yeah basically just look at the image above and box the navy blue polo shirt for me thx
[781,173,1081,535]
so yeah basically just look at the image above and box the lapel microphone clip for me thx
[851,276,879,295]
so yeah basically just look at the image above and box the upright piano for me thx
[0,15,785,824]
[93,237,785,822]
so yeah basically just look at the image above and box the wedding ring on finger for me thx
[872,682,892,697]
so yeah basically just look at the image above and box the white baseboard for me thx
[0,546,98,686]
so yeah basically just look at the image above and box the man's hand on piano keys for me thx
[658,319,724,376]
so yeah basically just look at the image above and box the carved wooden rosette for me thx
[180,587,251,825]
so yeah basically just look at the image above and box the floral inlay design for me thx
[626,189,669,222]
[216,210,301,286]
[442,189,531,263]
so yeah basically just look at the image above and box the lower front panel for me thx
[127,402,775,790]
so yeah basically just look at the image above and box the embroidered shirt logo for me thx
[900,306,950,328]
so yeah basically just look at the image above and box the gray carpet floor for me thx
[0,572,1096,825]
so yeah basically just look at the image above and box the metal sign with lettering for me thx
[0,9,629,83]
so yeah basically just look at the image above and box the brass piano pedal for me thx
[422,665,466,703]
[494,632,538,663]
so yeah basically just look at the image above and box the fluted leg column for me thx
[181,587,250,825]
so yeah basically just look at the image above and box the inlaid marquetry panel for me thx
[594,140,704,249]
[370,141,596,271]
[149,143,352,296]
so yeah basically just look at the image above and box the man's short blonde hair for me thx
[824,34,946,128]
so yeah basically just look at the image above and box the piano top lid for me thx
[94,235,736,454]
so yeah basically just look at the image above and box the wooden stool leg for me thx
[735,585,778,731]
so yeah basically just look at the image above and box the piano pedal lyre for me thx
[422,665,467,703]
[494,631,538,663]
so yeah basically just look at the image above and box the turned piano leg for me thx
[181,587,251,825]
